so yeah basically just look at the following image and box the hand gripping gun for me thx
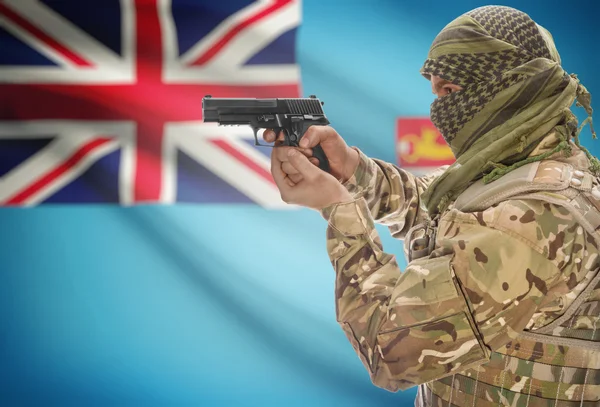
[202,95,330,172]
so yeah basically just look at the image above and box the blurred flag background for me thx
[0,0,598,405]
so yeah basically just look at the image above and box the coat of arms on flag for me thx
[396,117,455,174]
[0,0,300,207]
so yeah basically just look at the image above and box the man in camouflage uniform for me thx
[265,5,599,406]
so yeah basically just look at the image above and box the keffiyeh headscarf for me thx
[420,5,597,215]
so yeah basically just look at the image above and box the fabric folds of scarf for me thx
[419,6,588,215]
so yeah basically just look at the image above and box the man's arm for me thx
[321,196,590,391]
[264,126,446,238]
[343,148,448,239]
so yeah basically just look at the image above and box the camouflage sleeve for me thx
[321,197,584,392]
[342,147,448,238]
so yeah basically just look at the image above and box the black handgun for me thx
[202,95,330,172]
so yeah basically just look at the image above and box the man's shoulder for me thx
[453,160,572,213]
[446,157,592,246]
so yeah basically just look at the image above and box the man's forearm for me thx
[342,148,442,238]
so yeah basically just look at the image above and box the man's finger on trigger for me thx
[287,149,319,180]
[274,131,290,146]
[263,129,276,143]
[309,157,319,166]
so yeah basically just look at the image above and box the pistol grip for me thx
[293,123,330,173]
[310,144,330,173]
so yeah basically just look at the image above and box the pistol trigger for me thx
[251,126,261,146]
[281,128,294,147]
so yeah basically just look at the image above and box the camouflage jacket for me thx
[321,146,600,406]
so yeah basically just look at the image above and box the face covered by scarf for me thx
[420,5,596,215]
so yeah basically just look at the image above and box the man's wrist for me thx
[340,147,360,184]
[320,197,373,236]
[340,148,375,197]
[318,188,354,212]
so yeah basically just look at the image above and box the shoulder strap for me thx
[454,160,600,236]
[454,161,570,212]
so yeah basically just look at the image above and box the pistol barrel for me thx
[202,96,325,123]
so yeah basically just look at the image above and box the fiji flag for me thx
[0,0,300,207]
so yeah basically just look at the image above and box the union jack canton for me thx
[0,0,301,207]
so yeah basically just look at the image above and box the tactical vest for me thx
[409,158,600,406]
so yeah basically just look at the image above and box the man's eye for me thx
[444,87,453,94]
